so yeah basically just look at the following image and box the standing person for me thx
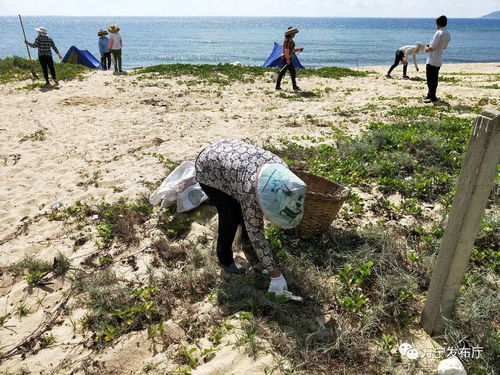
[275,26,304,91]
[424,15,451,103]
[195,139,307,296]
[25,27,62,86]
[108,24,123,73]
[98,29,111,70]
[386,42,425,79]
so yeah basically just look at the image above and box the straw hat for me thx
[284,26,299,37]
[97,29,108,36]
[108,24,120,33]
[35,27,47,34]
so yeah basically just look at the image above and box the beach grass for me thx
[0,56,92,84]
[299,66,369,79]
[133,63,369,86]
[134,63,270,85]
[271,116,472,201]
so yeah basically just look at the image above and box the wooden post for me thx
[421,110,500,335]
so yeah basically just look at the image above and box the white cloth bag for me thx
[149,161,208,213]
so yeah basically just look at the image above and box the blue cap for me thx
[255,164,307,229]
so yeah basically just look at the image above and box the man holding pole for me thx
[25,27,62,86]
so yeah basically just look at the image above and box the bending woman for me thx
[195,139,307,296]
[386,42,425,79]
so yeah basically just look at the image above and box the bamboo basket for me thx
[293,171,350,238]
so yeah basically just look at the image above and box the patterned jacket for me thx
[195,139,287,272]
[28,35,59,57]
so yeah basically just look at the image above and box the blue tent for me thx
[262,42,304,69]
[62,46,102,69]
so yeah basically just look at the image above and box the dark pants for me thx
[388,50,407,76]
[426,64,441,101]
[276,61,298,89]
[38,55,56,84]
[199,183,257,266]
[101,52,111,70]
[111,49,122,72]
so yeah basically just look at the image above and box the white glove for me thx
[268,274,288,296]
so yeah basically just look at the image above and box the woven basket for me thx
[293,171,349,238]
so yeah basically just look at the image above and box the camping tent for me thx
[62,46,102,69]
[262,42,304,69]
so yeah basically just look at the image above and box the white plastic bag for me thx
[149,161,208,212]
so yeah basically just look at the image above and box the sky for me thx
[1,0,499,18]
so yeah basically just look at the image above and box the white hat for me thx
[35,27,47,34]
[255,164,306,229]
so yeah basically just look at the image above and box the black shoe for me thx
[293,86,301,91]
[275,86,282,91]
[218,261,246,274]
[403,75,410,79]
[385,73,391,78]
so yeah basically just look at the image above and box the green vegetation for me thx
[133,63,368,86]
[48,198,153,247]
[39,334,57,349]
[16,303,31,318]
[388,105,481,119]
[134,63,270,85]
[271,116,473,201]
[9,252,71,285]
[0,56,92,84]
[439,76,461,83]
[299,66,369,79]
[72,272,162,345]
[482,83,500,89]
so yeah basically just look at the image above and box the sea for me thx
[1,16,500,69]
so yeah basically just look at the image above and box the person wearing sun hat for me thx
[107,24,123,73]
[275,26,304,91]
[25,27,62,86]
[195,139,307,296]
[97,29,111,70]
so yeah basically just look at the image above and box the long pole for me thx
[18,14,38,80]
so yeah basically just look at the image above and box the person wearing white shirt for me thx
[424,15,451,103]
[386,42,425,79]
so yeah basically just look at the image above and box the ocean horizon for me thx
[1,16,499,69]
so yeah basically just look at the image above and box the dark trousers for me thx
[426,64,441,101]
[276,61,298,89]
[101,52,111,70]
[38,55,56,84]
[199,183,256,266]
[388,50,407,76]
[111,49,122,72]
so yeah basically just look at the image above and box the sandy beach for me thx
[0,62,498,374]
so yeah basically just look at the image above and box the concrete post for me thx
[421,110,500,335]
